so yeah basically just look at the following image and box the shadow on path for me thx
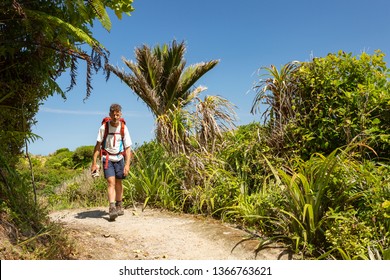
[75,210,107,219]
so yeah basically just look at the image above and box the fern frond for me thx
[24,8,102,48]
[88,0,112,31]
[67,56,78,92]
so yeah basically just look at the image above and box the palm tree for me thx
[106,40,219,151]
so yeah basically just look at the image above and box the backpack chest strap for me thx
[107,132,122,147]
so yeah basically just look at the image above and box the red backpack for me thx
[100,117,127,169]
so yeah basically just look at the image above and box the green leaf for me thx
[0,92,14,103]
[90,0,112,31]
[24,9,102,48]
[344,91,352,99]
[383,248,390,260]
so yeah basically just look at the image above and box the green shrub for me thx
[53,148,70,155]
[47,170,107,210]
[292,51,390,159]
[258,145,385,257]
[218,122,276,193]
[125,141,182,210]
[224,180,285,233]
[45,150,74,169]
[184,166,241,217]
[1,153,73,259]
[253,51,390,159]
[72,145,94,169]
[324,209,375,259]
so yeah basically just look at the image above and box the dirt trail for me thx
[50,206,290,260]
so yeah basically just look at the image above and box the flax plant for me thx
[261,146,359,256]
[124,142,182,211]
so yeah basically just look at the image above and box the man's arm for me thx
[91,141,101,173]
[124,146,132,176]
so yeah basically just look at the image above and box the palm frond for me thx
[179,60,219,97]
[135,45,163,89]
[160,40,187,81]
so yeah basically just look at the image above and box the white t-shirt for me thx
[97,122,132,162]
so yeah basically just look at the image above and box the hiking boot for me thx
[109,206,118,221]
[116,201,124,216]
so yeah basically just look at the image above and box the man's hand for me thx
[124,146,131,177]
[91,163,98,173]
[124,165,130,176]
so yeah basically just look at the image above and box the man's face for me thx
[109,110,122,124]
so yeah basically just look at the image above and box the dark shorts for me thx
[103,158,126,179]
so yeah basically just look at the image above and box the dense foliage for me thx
[293,51,390,159]
[124,131,389,259]
[0,0,134,165]
[252,51,390,160]
[0,0,134,259]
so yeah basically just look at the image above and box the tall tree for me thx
[0,0,134,164]
[106,40,219,152]
[0,1,135,258]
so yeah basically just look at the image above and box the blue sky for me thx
[29,0,390,155]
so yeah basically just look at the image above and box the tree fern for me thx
[24,9,101,48]
[88,0,112,31]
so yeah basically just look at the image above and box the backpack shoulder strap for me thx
[102,117,112,124]
[101,117,111,148]
[120,118,126,139]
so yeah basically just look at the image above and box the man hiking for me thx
[91,104,132,221]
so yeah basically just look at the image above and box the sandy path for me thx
[50,206,289,260]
